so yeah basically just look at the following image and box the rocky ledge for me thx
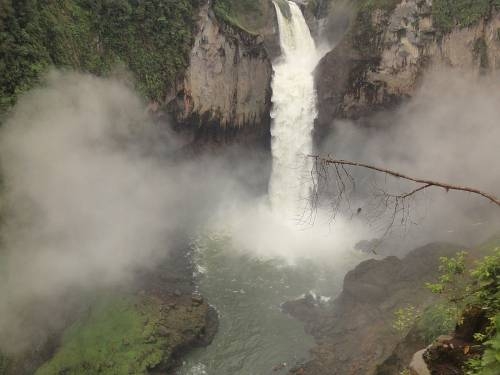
[1,243,218,375]
[283,242,463,375]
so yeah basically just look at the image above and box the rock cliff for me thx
[167,2,273,147]
[315,0,500,142]
[286,243,462,375]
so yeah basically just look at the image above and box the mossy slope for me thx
[35,294,208,375]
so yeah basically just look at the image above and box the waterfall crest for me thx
[269,1,321,220]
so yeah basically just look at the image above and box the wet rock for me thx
[281,293,322,330]
[291,242,462,375]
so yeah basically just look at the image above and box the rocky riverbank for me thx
[0,243,218,375]
[283,242,464,375]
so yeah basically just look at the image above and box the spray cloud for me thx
[319,69,500,251]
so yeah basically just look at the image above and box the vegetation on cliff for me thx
[0,0,199,117]
[399,236,500,374]
[432,0,500,34]
[355,0,500,36]
[213,0,272,34]
[358,0,400,12]
[35,293,208,375]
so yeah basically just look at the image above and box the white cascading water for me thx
[269,1,321,219]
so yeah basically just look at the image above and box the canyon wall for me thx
[315,0,500,141]
[166,1,276,148]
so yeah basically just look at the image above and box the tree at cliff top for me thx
[0,0,200,117]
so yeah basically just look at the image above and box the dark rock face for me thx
[289,243,463,375]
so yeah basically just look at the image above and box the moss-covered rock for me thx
[35,293,210,375]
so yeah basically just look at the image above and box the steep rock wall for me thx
[167,3,273,147]
[315,0,500,142]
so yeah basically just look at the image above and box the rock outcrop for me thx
[287,243,462,375]
[167,2,273,147]
[0,241,218,375]
[315,0,500,142]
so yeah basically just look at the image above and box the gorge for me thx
[0,1,499,375]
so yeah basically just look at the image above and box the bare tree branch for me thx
[309,156,500,207]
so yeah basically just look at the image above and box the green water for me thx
[180,233,341,375]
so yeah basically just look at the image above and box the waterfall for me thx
[269,1,321,220]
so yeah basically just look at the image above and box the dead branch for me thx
[309,155,500,207]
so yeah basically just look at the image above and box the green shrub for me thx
[467,315,500,375]
[470,247,500,315]
[417,304,457,344]
[393,305,421,334]
[427,242,500,374]
[432,0,500,34]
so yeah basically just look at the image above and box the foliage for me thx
[0,0,199,116]
[470,247,500,315]
[432,0,500,34]
[350,0,401,57]
[417,304,458,344]
[357,0,401,12]
[213,0,268,34]
[393,303,457,344]
[426,240,500,375]
[425,245,500,316]
[35,295,168,375]
[425,251,470,318]
[466,315,500,375]
[393,305,421,334]
[476,316,500,375]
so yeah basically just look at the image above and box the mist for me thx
[2,68,499,356]
[318,69,500,252]
[0,71,268,353]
